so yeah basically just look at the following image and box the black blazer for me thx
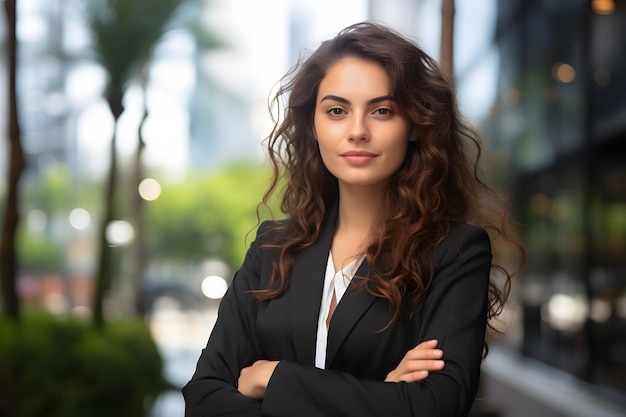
[183,206,492,417]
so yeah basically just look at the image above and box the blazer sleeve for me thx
[261,224,492,417]
[182,223,270,417]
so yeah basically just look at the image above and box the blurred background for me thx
[0,0,625,416]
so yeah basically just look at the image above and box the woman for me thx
[183,22,525,417]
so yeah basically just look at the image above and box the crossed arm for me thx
[238,339,445,400]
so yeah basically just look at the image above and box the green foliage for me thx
[17,163,101,274]
[146,162,282,270]
[15,161,282,278]
[0,313,168,417]
[22,163,72,215]
[22,162,103,216]
[88,0,186,86]
[16,224,64,273]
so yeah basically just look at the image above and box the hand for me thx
[385,339,445,383]
[238,360,279,400]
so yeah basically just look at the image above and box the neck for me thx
[335,183,385,236]
[329,184,385,267]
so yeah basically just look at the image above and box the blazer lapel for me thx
[289,206,337,365]
[325,260,378,368]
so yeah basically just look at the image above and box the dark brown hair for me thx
[256,22,525,340]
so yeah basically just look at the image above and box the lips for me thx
[340,150,378,165]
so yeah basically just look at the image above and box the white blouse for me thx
[315,252,364,369]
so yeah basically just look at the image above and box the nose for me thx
[348,113,370,142]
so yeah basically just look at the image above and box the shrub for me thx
[0,313,169,417]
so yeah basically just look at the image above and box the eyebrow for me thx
[319,94,394,105]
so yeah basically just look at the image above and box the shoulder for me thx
[246,219,295,262]
[235,219,289,270]
[434,223,492,266]
[228,220,290,293]
[444,222,490,243]
[255,218,290,244]
[422,223,493,298]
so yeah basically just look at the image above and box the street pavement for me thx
[149,303,219,417]
[475,345,625,417]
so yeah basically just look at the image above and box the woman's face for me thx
[314,56,412,191]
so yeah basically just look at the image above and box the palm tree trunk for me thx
[92,84,124,329]
[131,97,148,316]
[0,0,24,321]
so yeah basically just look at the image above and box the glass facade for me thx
[478,0,626,403]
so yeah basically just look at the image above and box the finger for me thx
[412,339,439,351]
[413,340,440,352]
[389,359,444,382]
[386,358,446,383]
[428,359,445,370]
[404,347,444,361]
[386,369,429,383]
[418,339,439,347]
[401,359,445,372]
[405,370,429,382]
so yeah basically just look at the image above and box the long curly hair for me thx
[255,22,525,339]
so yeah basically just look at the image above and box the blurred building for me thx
[369,0,626,412]
[476,0,626,407]
[2,0,77,182]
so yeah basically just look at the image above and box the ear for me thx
[408,127,418,142]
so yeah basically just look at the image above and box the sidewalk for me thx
[149,305,219,417]
[473,345,625,417]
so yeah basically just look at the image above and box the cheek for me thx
[390,145,408,167]
[316,141,333,167]
[314,120,333,142]
[313,122,337,155]
[315,138,340,175]
[313,114,320,141]
[390,132,411,166]
[313,111,332,139]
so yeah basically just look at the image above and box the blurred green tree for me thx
[128,8,224,316]
[13,162,276,299]
[1,0,25,321]
[146,163,280,272]
[87,0,211,327]
[17,164,102,276]
[22,163,93,215]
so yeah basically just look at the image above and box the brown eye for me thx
[328,107,344,115]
